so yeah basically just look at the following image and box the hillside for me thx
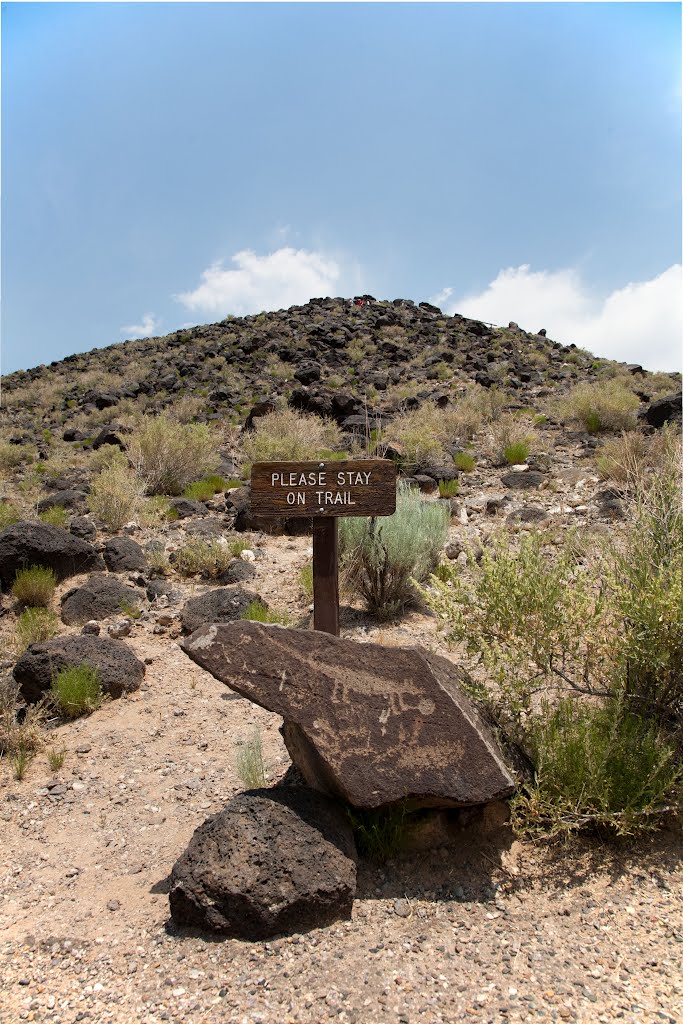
[0,297,682,1024]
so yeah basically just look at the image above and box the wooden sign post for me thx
[250,459,397,636]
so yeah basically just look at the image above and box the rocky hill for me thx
[0,298,682,1024]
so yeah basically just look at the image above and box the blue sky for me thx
[2,2,681,373]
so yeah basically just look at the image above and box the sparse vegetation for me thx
[346,803,408,862]
[47,746,67,772]
[50,664,104,720]
[12,566,57,608]
[128,414,220,495]
[556,380,640,433]
[453,452,476,472]
[438,479,460,498]
[298,562,314,600]
[240,408,343,465]
[0,501,21,531]
[87,463,146,530]
[15,608,59,651]
[182,475,227,501]
[339,482,449,619]
[235,729,267,789]
[484,412,537,465]
[0,676,46,756]
[173,537,234,578]
[38,505,68,528]
[240,600,290,625]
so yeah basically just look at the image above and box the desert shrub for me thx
[50,664,104,719]
[596,425,679,486]
[438,479,460,498]
[556,380,639,433]
[453,452,476,472]
[169,395,205,424]
[38,505,68,528]
[421,439,683,833]
[513,697,681,837]
[182,475,227,501]
[0,676,46,755]
[448,384,507,439]
[382,405,448,471]
[146,545,172,576]
[128,414,220,495]
[339,482,449,619]
[0,441,33,472]
[484,412,537,465]
[15,608,59,652]
[87,463,145,531]
[235,730,266,789]
[90,444,128,472]
[173,538,234,578]
[12,566,57,608]
[0,501,20,531]
[298,562,314,599]
[240,409,343,464]
[240,600,290,625]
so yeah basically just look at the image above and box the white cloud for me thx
[120,313,160,339]
[176,247,342,317]
[442,264,682,372]
[428,286,453,308]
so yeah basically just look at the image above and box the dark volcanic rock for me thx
[14,635,145,703]
[506,506,549,524]
[169,497,207,519]
[179,587,264,633]
[181,622,515,810]
[61,574,143,625]
[36,490,87,512]
[169,786,356,939]
[102,536,147,572]
[216,559,257,585]
[69,517,97,541]
[0,521,103,587]
[638,391,682,429]
[500,470,547,490]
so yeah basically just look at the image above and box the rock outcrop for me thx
[181,621,515,810]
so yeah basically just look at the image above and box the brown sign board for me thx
[250,459,397,518]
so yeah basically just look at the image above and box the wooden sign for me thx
[250,459,397,637]
[251,459,397,518]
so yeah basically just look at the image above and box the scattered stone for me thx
[500,470,547,490]
[179,587,265,634]
[0,521,103,586]
[102,537,147,572]
[169,786,357,939]
[60,574,143,625]
[14,634,145,703]
[81,620,101,635]
[181,621,515,810]
[108,619,133,639]
[216,559,257,585]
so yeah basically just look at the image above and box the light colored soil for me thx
[1,428,682,1024]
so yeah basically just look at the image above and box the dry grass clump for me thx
[240,409,343,464]
[15,608,60,652]
[172,536,247,578]
[87,464,146,531]
[128,414,220,495]
[0,676,46,756]
[168,395,206,424]
[0,501,21,531]
[596,428,679,484]
[482,412,538,466]
[0,441,33,473]
[555,380,640,433]
[51,664,104,720]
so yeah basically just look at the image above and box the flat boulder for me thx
[179,587,264,634]
[169,786,356,939]
[0,521,104,587]
[14,634,145,704]
[181,622,515,810]
[61,574,143,625]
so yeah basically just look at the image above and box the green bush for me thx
[453,452,476,472]
[12,566,57,608]
[182,475,227,501]
[0,502,20,531]
[50,664,104,719]
[420,436,683,835]
[438,479,460,498]
[339,482,449,619]
[38,505,68,528]
[504,441,529,465]
[240,600,290,625]
[15,608,59,651]
[513,697,681,837]
[240,408,343,464]
[128,414,220,495]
